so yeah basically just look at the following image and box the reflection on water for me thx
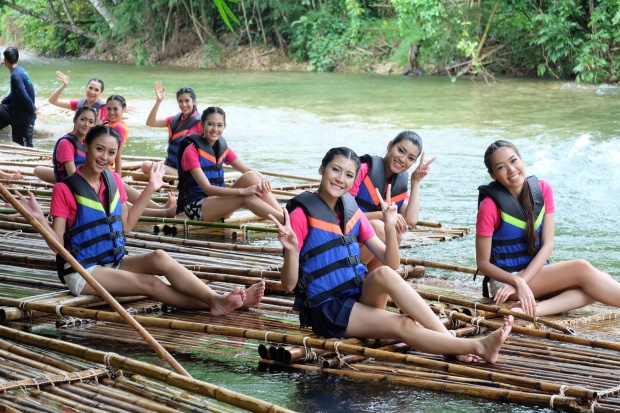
[4,59,619,412]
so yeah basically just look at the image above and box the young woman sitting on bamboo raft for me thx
[268,147,513,363]
[177,106,284,223]
[141,82,202,177]
[32,107,176,218]
[349,131,436,272]
[16,125,264,313]
[476,140,620,317]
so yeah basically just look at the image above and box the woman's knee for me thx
[149,249,174,267]
[366,266,400,284]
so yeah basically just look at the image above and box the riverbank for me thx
[84,40,404,74]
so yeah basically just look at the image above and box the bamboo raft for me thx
[3,145,620,411]
[0,144,470,244]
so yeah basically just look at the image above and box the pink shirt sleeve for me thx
[181,144,200,171]
[69,100,79,111]
[349,163,369,197]
[290,207,310,253]
[225,147,238,165]
[357,212,376,243]
[476,179,556,237]
[55,137,76,164]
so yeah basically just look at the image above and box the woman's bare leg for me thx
[142,160,178,177]
[33,166,56,184]
[346,303,513,363]
[513,288,595,316]
[107,251,245,314]
[512,260,620,314]
[199,173,283,222]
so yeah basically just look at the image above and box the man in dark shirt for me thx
[0,47,37,147]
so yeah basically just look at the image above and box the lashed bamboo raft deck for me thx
[2,145,620,411]
[0,144,469,245]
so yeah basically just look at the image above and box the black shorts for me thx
[304,295,359,338]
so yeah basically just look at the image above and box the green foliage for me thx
[0,1,95,56]
[289,1,352,72]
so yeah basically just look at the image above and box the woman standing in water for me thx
[177,106,283,223]
[476,140,620,316]
[269,147,513,364]
[16,125,264,313]
[350,131,436,271]
[142,82,202,177]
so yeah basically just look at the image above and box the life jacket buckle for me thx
[341,233,356,245]
[112,246,124,255]
[70,247,81,257]
[346,255,361,266]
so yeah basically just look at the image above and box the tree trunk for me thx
[87,0,118,29]
[0,0,98,39]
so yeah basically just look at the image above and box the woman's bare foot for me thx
[164,192,177,209]
[209,287,246,315]
[455,354,481,363]
[240,281,265,309]
[165,206,177,218]
[476,315,514,363]
[510,301,525,314]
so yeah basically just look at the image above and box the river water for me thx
[3,58,620,412]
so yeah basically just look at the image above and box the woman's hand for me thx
[395,213,408,234]
[513,276,537,316]
[411,151,437,183]
[268,208,298,251]
[154,81,165,101]
[56,71,70,87]
[147,162,166,192]
[376,185,398,229]
[14,190,44,220]
[256,178,272,194]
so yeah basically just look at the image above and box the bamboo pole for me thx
[258,359,583,411]
[417,290,575,335]
[0,183,191,378]
[400,257,477,275]
[0,325,294,413]
[136,216,279,233]
[0,301,601,399]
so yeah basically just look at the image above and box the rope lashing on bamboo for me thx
[303,336,317,362]
[597,385,620,398]
[590,400,600,412]
[17,299,32,320]
[2,229,21,238]
[333,341,359,371]
[104,352,120,379]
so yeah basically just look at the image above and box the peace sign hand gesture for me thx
[376,185,398,228]
[411,151,437,182]
[268,208,298,252]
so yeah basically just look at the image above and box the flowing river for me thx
[3,57,620,412]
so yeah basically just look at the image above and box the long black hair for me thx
[484,140,538,255]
